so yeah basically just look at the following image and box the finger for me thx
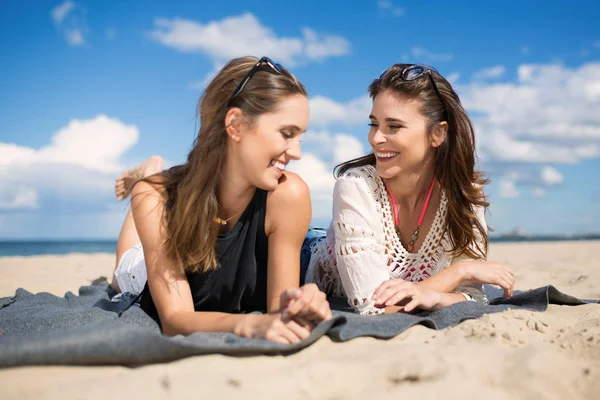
[403,298,420,313]
[280,288,301,309]
[499,277,512,298]
[277,325,303,344]
[265,331,292,345]
[284,291,313,319]
[318,301,332,321]
[294,316,316,330]
[384,290,411,307]
[372,281,393,300]
[503,274,515,296]
[378,287,409,306]
[285,320,311,341]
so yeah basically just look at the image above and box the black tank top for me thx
[140,189,269,318]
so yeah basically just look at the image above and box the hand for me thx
[234,313,311,345]
[460,261,515,298]
[280,283,332,326]
[372,279,442,312]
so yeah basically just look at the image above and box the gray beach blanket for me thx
[0,281,594,367]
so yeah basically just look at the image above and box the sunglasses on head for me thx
[225,56,284,108]
[380,64,448,119]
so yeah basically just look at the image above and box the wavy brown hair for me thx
[141,57,307,273]
[335,64,489,259]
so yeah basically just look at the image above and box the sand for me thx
[1,241,599,399]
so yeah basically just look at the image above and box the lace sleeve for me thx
[451,204,488,304]
[333,174,389,315]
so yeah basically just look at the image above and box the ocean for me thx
[0,240,117,257]
[0,235,598,257]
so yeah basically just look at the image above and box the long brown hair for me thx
[335,64,489,259]
[141,57,307,273]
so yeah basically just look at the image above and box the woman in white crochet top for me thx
[301,64,515,315]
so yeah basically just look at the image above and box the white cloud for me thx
[333,134,365,163]
[0,115,139,210]
[50,1,87,46]
[540,166,563,185]
[309,95,371,127]
[289,131,366,221]
[51,1,74,25]
[66,29,84,46]
[148,13,351,67]
[460,62,600,165]
[473,65,506,80]
[531,187,545,197]
[377,0,405,16]
[446,72,460,84]
[0,187,39,209]
[411,46,453,62]
[288,153,336,220]
[498,179,520,199]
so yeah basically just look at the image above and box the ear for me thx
[431,121,448,148]
[224,108,246,143]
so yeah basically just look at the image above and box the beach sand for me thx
[1,241,599,399]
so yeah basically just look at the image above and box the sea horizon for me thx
[1,234,599,257]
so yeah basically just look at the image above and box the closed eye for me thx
[280,131,293,139]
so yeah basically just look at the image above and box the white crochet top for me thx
[304,165,487,315]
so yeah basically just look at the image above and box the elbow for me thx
[158,311,188,337]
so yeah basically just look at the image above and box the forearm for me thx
[383,292,467,313]
[435,292,468,309]
[161,310,253,337]
[415,262,467,293]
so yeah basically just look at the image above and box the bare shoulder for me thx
[267,171,310,207]
[265,171,311,235]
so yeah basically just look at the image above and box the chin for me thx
[375,164,397,179]
[255,174,280,192]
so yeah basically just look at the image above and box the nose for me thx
[369,127,385,147]
[286,137,302,160]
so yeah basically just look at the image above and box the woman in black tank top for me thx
[111,57,332,344]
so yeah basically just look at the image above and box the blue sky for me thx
[1,0,599,239]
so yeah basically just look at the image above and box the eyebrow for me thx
[281,124,305,133]
[368,115,407,124]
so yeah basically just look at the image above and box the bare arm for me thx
[265,172,332,322]
[132,181,311,343]
[131,181,249,336]
[264,172,311,311]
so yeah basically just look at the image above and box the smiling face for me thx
[368,89,444,180]
[235,93,310,190]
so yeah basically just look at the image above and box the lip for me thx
[374,150,399,163]
[270,159,288,174]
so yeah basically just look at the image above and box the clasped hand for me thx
[235,283,332,345]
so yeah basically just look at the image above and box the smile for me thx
[270,160,287,172]
[375,151,399,162]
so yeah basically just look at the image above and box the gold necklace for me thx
[213,207,245,226]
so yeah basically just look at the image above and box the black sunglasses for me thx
[380,64,448,119]
[225,56,283,108]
